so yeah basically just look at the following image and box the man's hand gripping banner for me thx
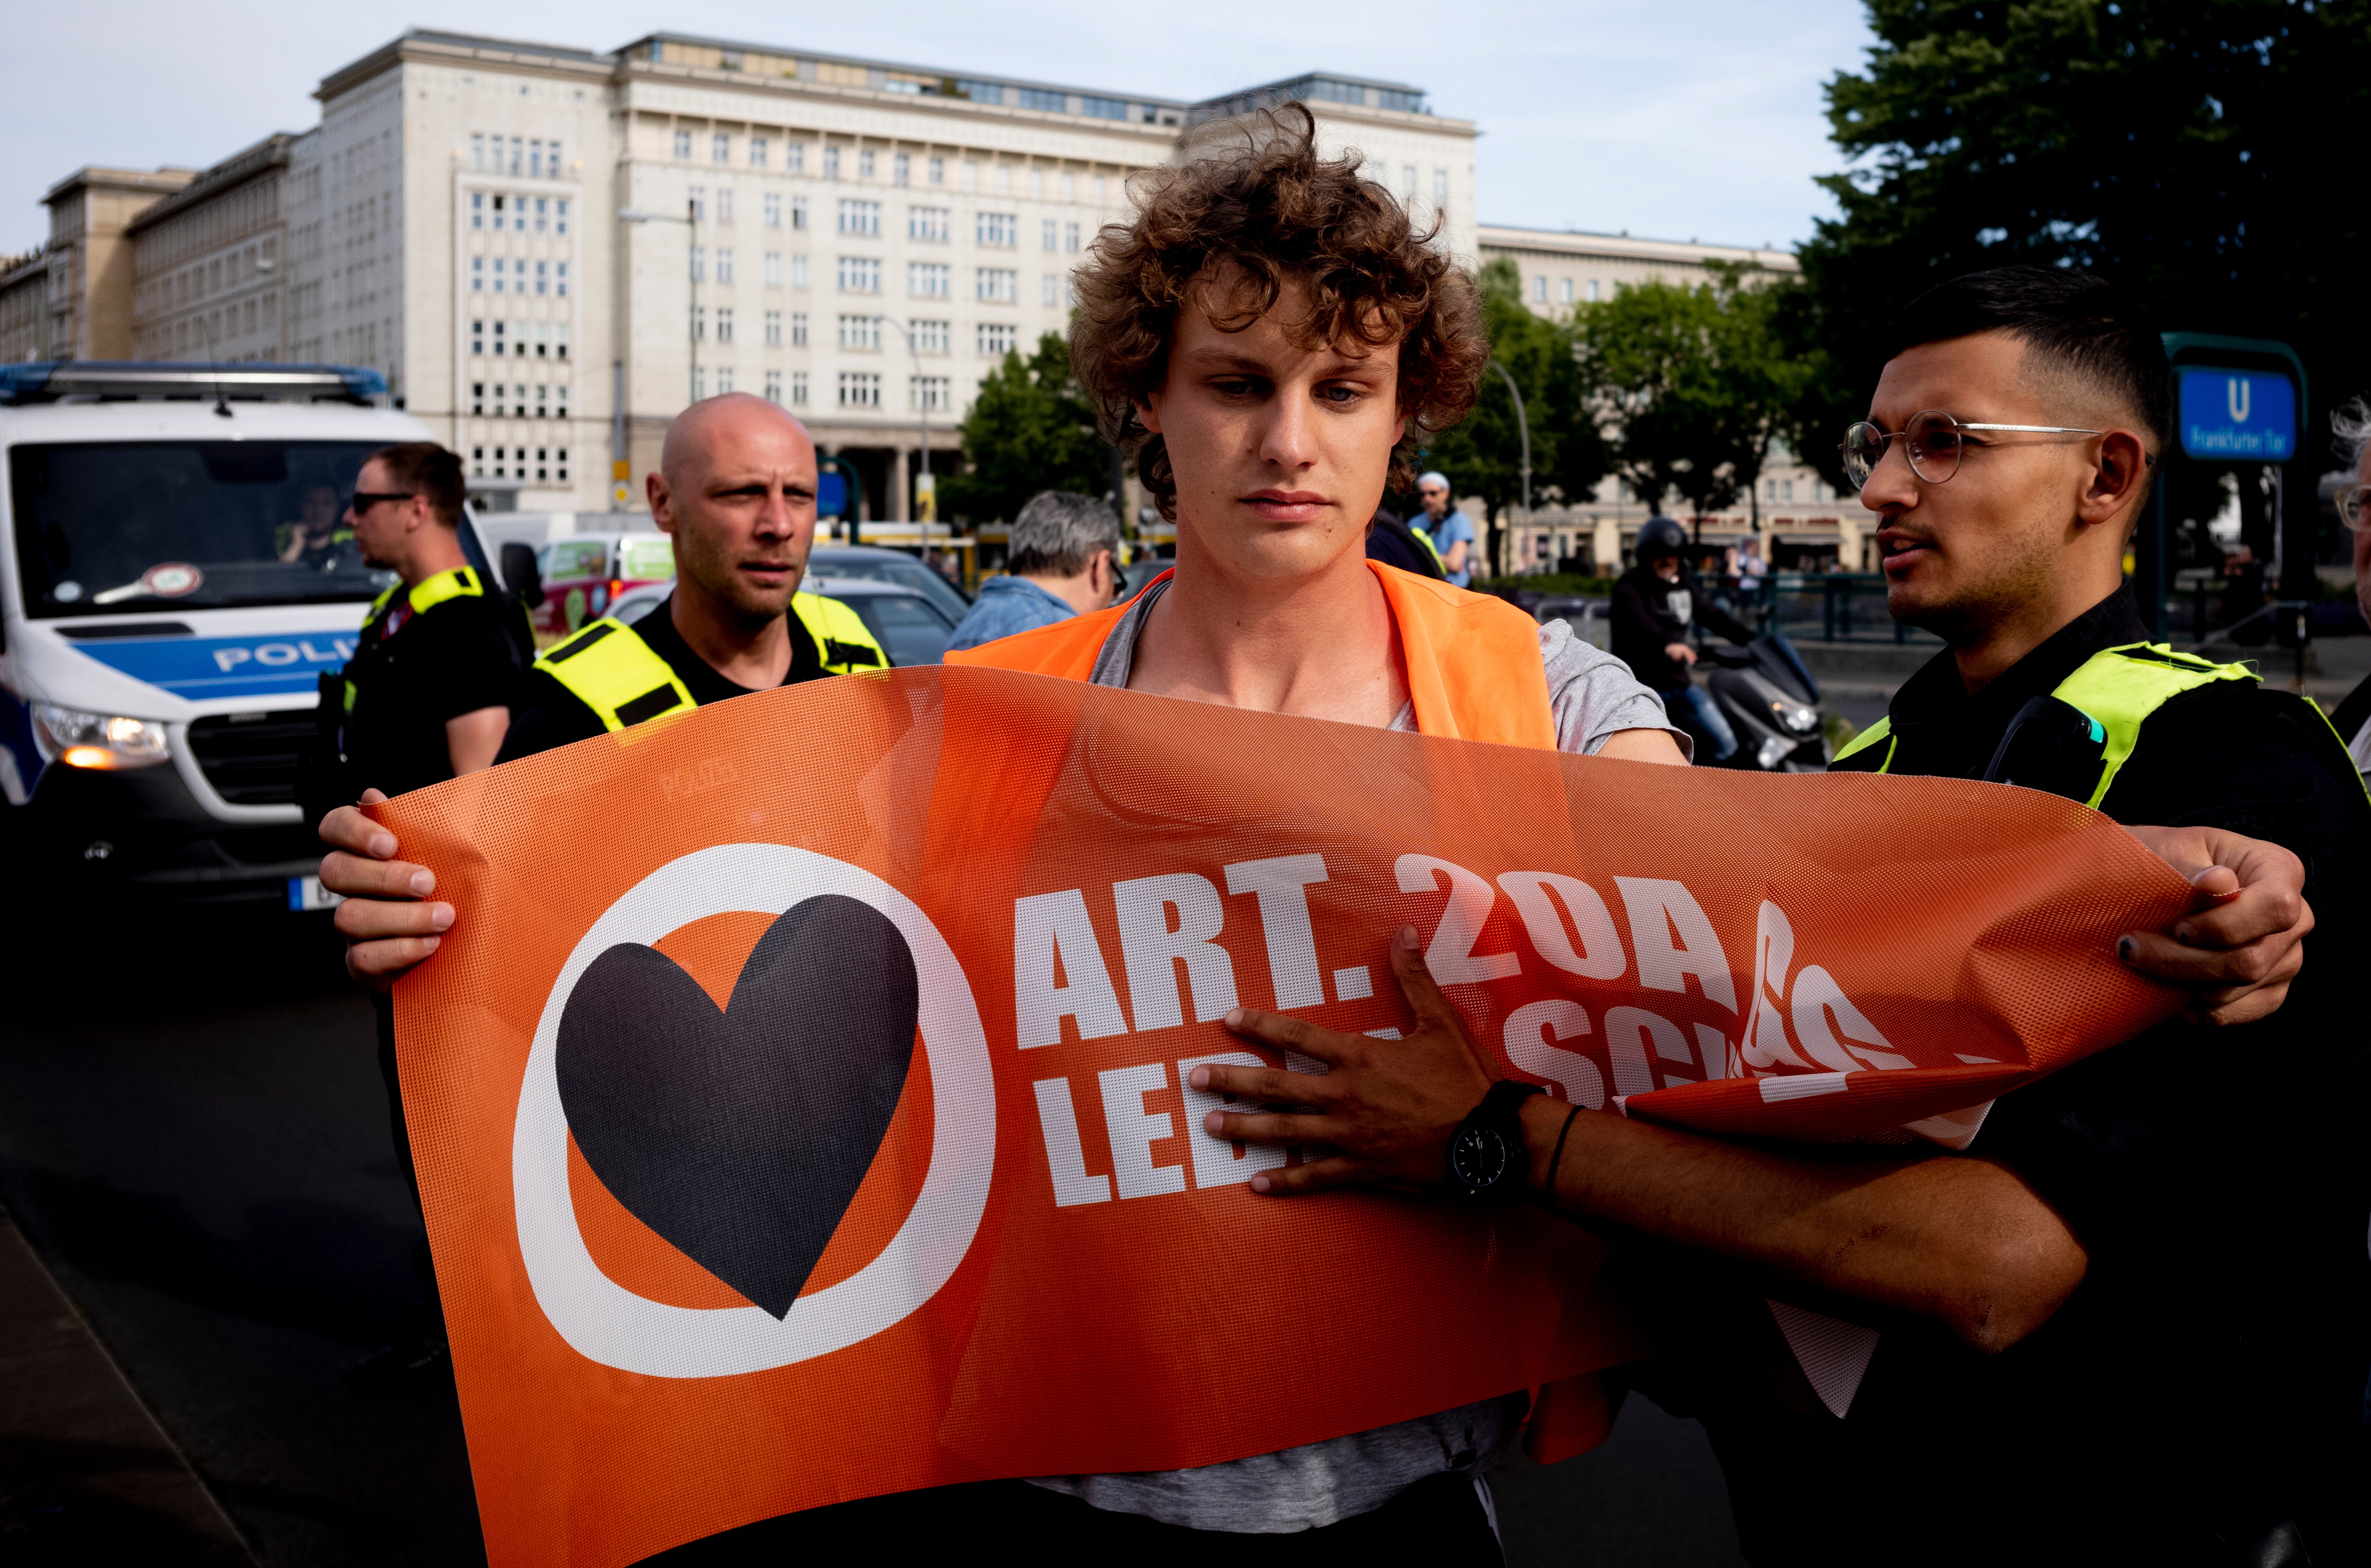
[373,665,2193,1566]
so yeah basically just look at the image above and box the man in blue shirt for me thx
[1414,470,1478,587]
[948,490,1122,651]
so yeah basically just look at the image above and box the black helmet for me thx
[1634,516,1689,562]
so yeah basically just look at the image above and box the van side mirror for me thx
[500,541,545,609]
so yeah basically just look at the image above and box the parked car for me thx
[805,545,969,624]
[606,576,958,668]
[531,533,676,640]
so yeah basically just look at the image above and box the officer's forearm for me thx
[1518,1096,2088,1354]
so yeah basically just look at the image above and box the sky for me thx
[0,0,1876,259]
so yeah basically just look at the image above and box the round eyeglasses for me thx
[2335,483,2369,533]
[1840,409,2105,491]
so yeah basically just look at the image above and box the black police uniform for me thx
[339,565,531,798]
[1668,589,2371,1566]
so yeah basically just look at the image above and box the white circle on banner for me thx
[511,843,995,1377]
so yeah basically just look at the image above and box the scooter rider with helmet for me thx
[1610,515,1756,762]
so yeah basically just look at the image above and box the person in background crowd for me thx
[946,490,1121,652]
[1414,470,1478,586]
[1609,515,1757,762]
[1733,533,1768,589]
[2327,395,2371,780]
[1363,505,1447,579]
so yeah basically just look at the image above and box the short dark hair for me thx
[1881,267,2173,469]
[367,442,465,526]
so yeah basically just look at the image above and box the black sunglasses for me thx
[349,491,416,512]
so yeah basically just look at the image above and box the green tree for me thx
[1786,0,2371,495]
[1416,258,1591,578]
[1576,263,1803,530]
[940,332,1110,523]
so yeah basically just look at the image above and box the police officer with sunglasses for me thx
[2326,396,2371,782]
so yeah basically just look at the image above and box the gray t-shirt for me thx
[1026,583,1683,1534]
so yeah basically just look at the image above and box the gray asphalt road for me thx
[0,907,1744,1566]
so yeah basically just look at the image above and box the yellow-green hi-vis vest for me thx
[346,566,488,714]
[532,592,889,733]
[1830,641,2258,809]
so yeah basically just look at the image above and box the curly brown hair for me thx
[1069,105,1487,520]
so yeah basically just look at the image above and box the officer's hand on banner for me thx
[2118,824,2310,1027]
[319,789,455,991]
[1191,925,1495,1196]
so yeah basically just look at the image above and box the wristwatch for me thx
[1446,1080,1544,1203]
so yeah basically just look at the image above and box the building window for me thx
[909,261,950,298]
[858,149,876,179]
[822,146,840,179]
[1018,87,1065,113]
[1533,275,1548,303]
[790,195,809,232]
[535,260,549,296]
[1559,277,1573,305]
[717,248,735,283]
[751,136,768,168]
[838,199,880,236]
[1586,279,1602,303]
[1061,171,1077,203]
[976,268,1017,303]
[674,129,693,159]
[911,375,950,411]
[471,193,484,229]
[894,152,910,187]
[912,318,949,353]
[909,206,949,242]
[689,186,706,222]
[557,200,569,235]
[928,155,945,185]
[791,312,809,346]
[533,197,548,234]
[978,321,1017,355]
[716,188,734,225]
[1042,218,1058,252]
[786,143,805,175]
[470,320,484,354]
[471,381,485,414]
[1065,221,1081,254]
[471,133,485,171]
[1081,95,1126,120]
[690,247,706,282]
[693,369,706,399]
[535,384,549,416]
[1043,274,1060,306]
[493,322,507,355]
[837,371,880,408]
[557,263,569,297]
[471,257,484,291]
[1433,169,1449,203]
[956,80,1003,106]
[978,212,1016,248]
[764,251,782,286]
[556,323,571,360]
[765,369,782,402]
[764,192,781,229]
[791,371,809,406]
[717,367,734,394]
[1403,164,1418,199]
[694,307,707,342]
[712,133,731,164]
[791,256,809,288]
[717,308,734,344]
[838,314,880,350]
[838,256,882,293]
[764,309,782,345]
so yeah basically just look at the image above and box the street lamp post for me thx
[874,313,935,542]
[617,201,698,505]
[1488,358,1531,575]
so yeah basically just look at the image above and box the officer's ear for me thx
[647,470,676,536]
[2079,428,2151,533]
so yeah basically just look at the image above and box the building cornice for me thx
[42,166,198,208]
[1477,222,1798,272]
[316,30,616,103]
[125,134,297,238]
[615,58,1187,147]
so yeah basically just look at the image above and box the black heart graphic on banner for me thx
[555,894,919,1319]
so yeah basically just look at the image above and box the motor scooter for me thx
[1688,634,1829,771]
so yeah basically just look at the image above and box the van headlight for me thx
[33,705,171,770]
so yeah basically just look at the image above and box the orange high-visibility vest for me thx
[948,560,1557,749]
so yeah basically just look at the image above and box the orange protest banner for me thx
[375,664,2192,1566]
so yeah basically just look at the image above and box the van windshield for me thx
[9,440,396,618]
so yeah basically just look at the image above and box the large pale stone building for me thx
[128,134,298,364]
[0,165,195,364]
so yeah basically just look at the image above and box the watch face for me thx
[1449,1124,1510,1193]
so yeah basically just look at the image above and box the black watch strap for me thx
[1448,1080,1543,1203]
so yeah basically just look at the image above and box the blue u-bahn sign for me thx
[2177,368,2296,461]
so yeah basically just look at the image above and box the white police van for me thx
[0,362,504,906]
